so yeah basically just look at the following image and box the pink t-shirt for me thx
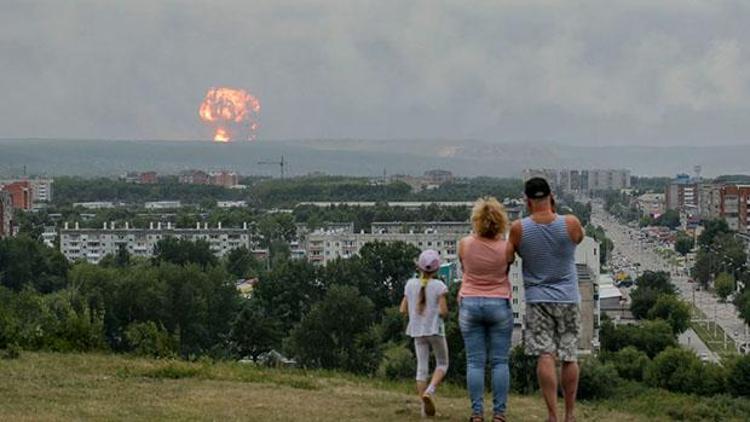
[459,234,511,298]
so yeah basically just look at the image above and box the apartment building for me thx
[0,180,32,210]
[699,183,722,220]
[665,174,699,211]
[522,169,630,193]
[305,225,464,265]
[719,185,750,233]
[59,221,254,264]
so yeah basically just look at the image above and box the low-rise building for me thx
[144,201,182,210]
[217,200,248,208]
[60,221,254,264]
[73,201,115,210]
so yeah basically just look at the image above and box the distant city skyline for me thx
[1,1,750,146]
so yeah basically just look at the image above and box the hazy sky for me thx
[2,0,749,146]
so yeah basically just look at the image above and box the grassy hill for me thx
[0,352,658,421]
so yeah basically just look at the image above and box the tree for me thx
[655,209,681,230]
[225,246,259,278]
[229,300,282,361]
[600,318,676,358]
[735,288,750,326]
[577,358,620,400]
[0,235,69,293]
[674,232,694,256]
[152,237,217,269]
[252,259,324,334]
[629,271,676,319]
[610,346,650,381]
[357,241,420,313]
[287,285,377,373]
[698,219,731,248]
[646,294,691,334]
[728,355,750,397]
[715,273,736,303]
[644,347,702,394]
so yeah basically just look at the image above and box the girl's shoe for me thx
[421,392,436,416]
[493,414,507,422]
[469,414,484,422]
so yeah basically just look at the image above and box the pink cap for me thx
[417,249,441,272]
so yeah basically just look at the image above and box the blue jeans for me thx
[459,297,513,415]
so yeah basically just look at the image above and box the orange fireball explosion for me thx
[198,87,261,142]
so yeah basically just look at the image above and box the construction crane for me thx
[258,155,286,179]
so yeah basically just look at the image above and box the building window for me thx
[513,312,519,319]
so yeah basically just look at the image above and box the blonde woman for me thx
[458,197,515,422]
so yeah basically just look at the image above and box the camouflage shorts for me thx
[523,303,580,362]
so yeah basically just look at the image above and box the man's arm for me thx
[508,219,522,251]
[565,214,585,244]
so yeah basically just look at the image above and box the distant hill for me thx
[0,138,747,178]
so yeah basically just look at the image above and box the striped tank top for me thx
[517,214,579,303]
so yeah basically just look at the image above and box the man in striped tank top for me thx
[508,177,585,422]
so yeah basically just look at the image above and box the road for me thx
[679,328,720,363]
[590,203,750,352]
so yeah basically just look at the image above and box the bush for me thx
[610,346,650,381]
[728,355,750,397]
[645,347,702,394]
[600,318,676,358]
[577,357,620,400]
[125,321,179,358]
[1,342,21,360]
[509,345,537,394]
[378,343,416,380]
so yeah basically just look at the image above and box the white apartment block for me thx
[60,221,253,264]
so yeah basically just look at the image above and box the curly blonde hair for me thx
[471,196,509,238]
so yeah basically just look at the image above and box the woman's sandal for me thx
[493,414,507,422]
[469,415,484,422]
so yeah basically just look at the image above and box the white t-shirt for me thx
[404,277,448,337]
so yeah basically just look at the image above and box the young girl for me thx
[400,249,450,417]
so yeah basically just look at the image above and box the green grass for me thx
[0,352,748,421]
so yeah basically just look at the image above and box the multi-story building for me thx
[59,221,254,264]
[699,183,723,220]
[0,191,12,238]
[0,180,32,210]
[209,171,239,188]
[719,185,750,233]
[665,174,699,212]
[178,170,210,185]
[305,223,465,266]
[636,193,665,217]
[587,169,631,192]
[1,178,53,204]
[523,169,630,194]
[121,172,158,185]
[423,169,454,185]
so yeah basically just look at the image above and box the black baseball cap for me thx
[524,177,551,199]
